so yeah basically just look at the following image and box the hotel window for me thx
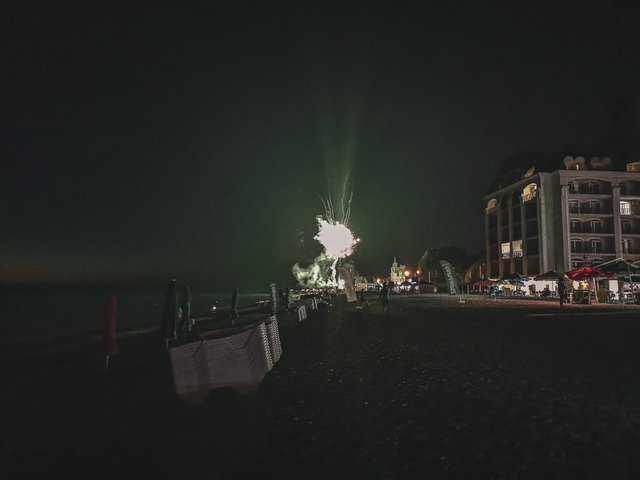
[501,242,510,259]
[512,240,523,257]
[622,221,632,234]
[620,183,628,195]
[571,258,582,268]
[623,238,632,254]
[620,201,631,215]
[570,220,581,233]
[571,239,583,253]
[588,181,600,194]
[569,201,580,214]
[568,182,578,194]
[590,239,603,254]
[589,220,602,233]
[588,201,600,213]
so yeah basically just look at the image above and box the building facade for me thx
[484,160,640,278]
[389,257,407,285]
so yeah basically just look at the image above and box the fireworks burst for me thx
[292,192,360,288]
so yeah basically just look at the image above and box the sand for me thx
[2,293,640,479]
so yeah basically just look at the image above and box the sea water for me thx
[0,289,270,345]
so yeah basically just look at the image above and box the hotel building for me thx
[484,158,640,279]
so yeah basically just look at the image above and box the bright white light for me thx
[314,217,357,259]
[291,214,360,288]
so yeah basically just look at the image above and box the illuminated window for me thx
[512,240,523,257]
[501,242,510,259]
[521,183,538,202]
[621,201,631,215]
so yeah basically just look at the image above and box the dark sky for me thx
[2,2,640,291]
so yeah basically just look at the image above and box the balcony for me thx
[581,248,613,255]
[619,203,640,216]
[569,206,610,215]
[619,182,640,196]
[568,182,611,195]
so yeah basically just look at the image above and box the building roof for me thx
[486,151,631,195]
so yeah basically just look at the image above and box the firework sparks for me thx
[314,217,357,259]
[292,194,360,288]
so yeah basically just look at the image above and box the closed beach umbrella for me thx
[102,294,118,372]
[160,279,177,349]
[230,286,239,324]
[180,285,192,338]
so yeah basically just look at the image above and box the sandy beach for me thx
[3,293,640,479]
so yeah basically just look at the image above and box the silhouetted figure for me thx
[542,286,551,297]
[180,285,192,338]
[103,294,118,372]
[160,279,177,349]
[380,282,391,313]
[359,289,365,308]
[557,279,567,307]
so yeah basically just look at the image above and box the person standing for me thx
[557,278,567,306]
[380,281,391,313]
[358,289,366,308]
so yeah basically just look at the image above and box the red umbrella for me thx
[102,294,118,372]
[565,266,612,305]
[565,266,612,281]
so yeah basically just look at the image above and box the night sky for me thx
[3,2,640,291]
